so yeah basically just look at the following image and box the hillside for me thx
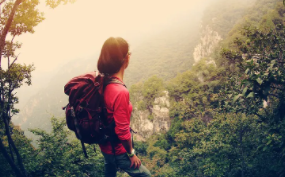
[124,14,201,86]
[128,0,285,176]
[13,9,204,137]
[13,0,260,140]
[2,0,285,176]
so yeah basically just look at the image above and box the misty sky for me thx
[7,0,209,110]
[15,0,207,73]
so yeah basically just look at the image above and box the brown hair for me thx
[97,37,129,76]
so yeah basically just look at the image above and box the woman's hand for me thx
[129,154,141,169]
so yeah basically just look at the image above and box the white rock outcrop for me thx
[193,25,222,63]
[131,91,171,141]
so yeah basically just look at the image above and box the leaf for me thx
[264,71,269,76]
[245,68,250,74]
[246,59,253,63]
[256,78,263,85]
[242,87,248,96]
[267,140,272,145]
[246,92,254,98]
[233,94,242,103]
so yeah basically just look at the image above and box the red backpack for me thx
[63,71,124,157]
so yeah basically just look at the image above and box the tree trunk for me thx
[1,78,27,176]
[3,114,27,177]
[0,0,22,69]
[9,142,15,162]
[0,136,24,177]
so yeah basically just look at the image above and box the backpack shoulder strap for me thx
[104,77,127,88]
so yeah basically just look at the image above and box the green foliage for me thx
[46,0,76,8]
[130,75,164,121]
[0,117,105,177]
[0,0,77,176]
[134,141,148,156]
[142,75,164,110]
[2,0,285,176]
[131,1,285,176]
[167,58,220,123]
[219,2,285,117]
[165,117,183,144]
[147,114,154,121]
[129,82,143,105]
[0,123,34,177]
[202,0,256,38]
[175,114,259,177]
[26,117,104,177]
[171,2,285,176]
[0,64,35,120]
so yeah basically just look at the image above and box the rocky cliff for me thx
[193,25,222,63]
[131,91,171,141]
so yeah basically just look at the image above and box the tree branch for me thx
[11,35,15,43]
[9,142,15,162]
[3,113,27,177]
[9,53,20,69]
[2,74,27,176]
[0,136,24,177]
[0,0,22,69]
[0,0,6,19]
[7,35,15,68]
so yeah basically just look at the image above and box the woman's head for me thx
[97,37,130,76]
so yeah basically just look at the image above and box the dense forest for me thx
[129,0,285,176]
[1,0,285,176]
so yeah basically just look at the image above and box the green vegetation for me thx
[129,1,285,176]
[130,75,164,121]
[2,0,285,176]
[201,0,256,38]
[1,118,104,176]
[124,11,202,86]
[0,1,83,176]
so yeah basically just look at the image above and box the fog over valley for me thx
[3,0,285,176]
[12,0,210,129]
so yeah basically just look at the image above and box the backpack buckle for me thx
[94,82,100,87]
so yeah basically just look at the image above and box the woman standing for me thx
[97,37,151,177]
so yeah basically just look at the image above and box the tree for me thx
[0,0,74,176]
[134,2,285,176]
[142,75,164,113]
[28,117,104,177]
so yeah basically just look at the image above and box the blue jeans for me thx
[102,152,151,177]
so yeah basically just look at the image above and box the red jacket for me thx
[99,77,132,155]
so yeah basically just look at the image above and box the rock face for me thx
[193,25,222,63]
[131,91,171,141]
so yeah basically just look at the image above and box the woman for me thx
[97,37,151,177]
